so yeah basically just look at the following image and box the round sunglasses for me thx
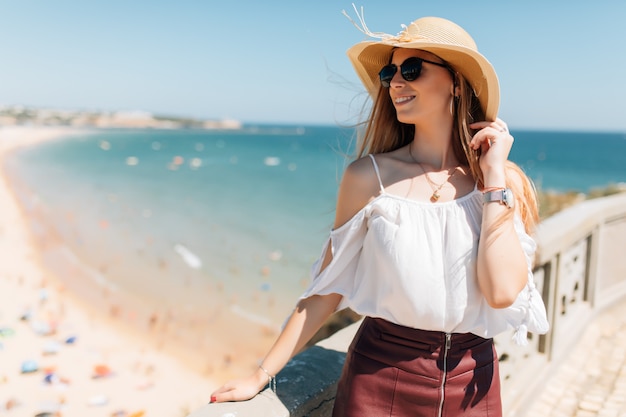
[379,57,449,88]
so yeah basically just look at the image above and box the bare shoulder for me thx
[341,151,403,192]
[333,155,381,228]
[344,154,377,179]
[366,149,402,165]
[340,154,381,202]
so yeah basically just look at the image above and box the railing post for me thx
[538,258,557,359]
[585,225,601,308]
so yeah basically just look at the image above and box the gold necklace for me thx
[408,146,458,202]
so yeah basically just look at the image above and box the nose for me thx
[389,69,405,87]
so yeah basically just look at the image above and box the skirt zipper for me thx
[437,333,452,417]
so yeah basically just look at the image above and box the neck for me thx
[410,126,458,170]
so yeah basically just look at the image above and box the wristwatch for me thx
[483,188,515,209]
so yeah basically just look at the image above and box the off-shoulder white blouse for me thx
[300,155,549,344]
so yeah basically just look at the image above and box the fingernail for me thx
[210,395,217,403]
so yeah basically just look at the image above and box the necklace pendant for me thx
[430,192,440,202]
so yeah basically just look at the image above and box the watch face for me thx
[483,189,515,208]
[504,189,515,209]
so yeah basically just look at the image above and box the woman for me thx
[210,12,549,416]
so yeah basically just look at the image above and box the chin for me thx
[396,110,447,126]
[395,114,417,125]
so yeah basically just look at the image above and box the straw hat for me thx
[345,12,500,121]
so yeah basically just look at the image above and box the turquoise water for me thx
[4,127,626,331]
[509,130,626,192]
[5,127,353,329]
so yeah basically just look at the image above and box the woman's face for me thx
[385,48,454,126]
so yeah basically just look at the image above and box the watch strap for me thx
[483,188,514,208]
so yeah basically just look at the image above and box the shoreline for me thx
[1,125,296,374]
[0,126,218,416]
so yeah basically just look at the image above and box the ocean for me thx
[3,126,625,373]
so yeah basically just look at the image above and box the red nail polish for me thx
[210,395,217,403]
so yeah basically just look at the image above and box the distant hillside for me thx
[0,105,241,130]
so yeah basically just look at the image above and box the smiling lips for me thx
[394,95,415,105]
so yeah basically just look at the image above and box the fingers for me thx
[470,118,508,132]
[210,391,234,403]
[210,389,240,404]
[209,384,232,403]
[468,119,511,151]
[209,379,262,403]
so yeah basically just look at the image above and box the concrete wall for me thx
[188,192,626,417]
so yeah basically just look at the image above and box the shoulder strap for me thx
[368,154,385,194]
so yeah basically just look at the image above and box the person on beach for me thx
[210,9,549,416]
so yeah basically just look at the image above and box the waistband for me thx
[364,317,491,352]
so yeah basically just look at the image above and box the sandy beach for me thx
[0,127,218,417]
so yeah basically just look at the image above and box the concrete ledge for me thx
[535,193,626,261]
[189,390,288,417]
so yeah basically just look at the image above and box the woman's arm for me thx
[477,178,528,308]
[210,293,342,402]
[470,120,529,308]
[210,156,380,403]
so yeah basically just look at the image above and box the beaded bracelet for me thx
[259,364,277,394]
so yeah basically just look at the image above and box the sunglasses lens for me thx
[378,58,425,87]
[378,65,396,88]
[401,58,423,82]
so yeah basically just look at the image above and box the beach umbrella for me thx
[92,364,113,378]
[42,341,61,355]
[20,360,38,374]
[0,327,15,337]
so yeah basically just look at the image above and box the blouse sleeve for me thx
[298,209,368,311]
[500,215,550,345]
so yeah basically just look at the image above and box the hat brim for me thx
[347,40,500,122]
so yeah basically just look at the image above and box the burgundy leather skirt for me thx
[332,317,502,417]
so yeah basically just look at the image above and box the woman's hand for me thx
[469,118,513,187]
[210,368,268,403]
[209,294,342,404]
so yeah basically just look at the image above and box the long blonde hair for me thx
[354,63,539,234]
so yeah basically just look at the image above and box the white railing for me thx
[188,192,626,417]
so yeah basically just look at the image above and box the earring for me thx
[449,95,460,116]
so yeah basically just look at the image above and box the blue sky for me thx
[1,1,625,131]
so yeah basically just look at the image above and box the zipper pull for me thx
[445,333,451,350]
